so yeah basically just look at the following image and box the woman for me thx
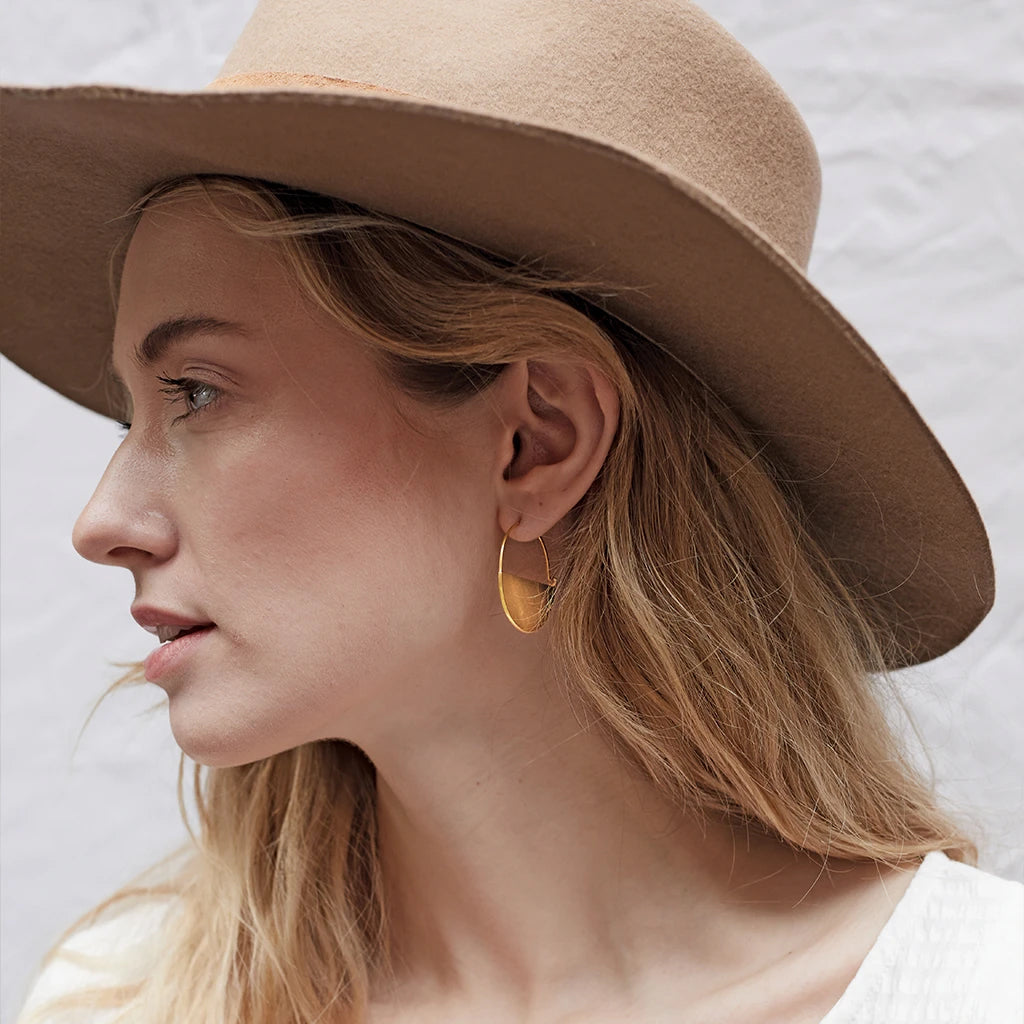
[4,1,1021,1022]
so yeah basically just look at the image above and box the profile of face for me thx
[72,196,618,769]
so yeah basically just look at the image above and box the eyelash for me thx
[116,375,222,437]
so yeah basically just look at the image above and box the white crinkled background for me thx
[2,0,1022,1018]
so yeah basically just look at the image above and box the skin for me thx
[72,195,918,1023]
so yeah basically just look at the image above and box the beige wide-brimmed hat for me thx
[0,0,994,667]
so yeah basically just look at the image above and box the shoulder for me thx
[16,899,174,1024]
[823,850,1023,1024]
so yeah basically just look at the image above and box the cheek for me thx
[176,409,491,697]
[193,430,394,598]
[180,422,453,639]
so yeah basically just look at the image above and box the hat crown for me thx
[211,0,822,269]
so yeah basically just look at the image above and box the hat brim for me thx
[0,83,994,667]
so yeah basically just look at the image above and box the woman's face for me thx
[72,196,520,767]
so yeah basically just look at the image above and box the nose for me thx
[71,444,177,568]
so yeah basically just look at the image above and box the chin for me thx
[165,695,286,769]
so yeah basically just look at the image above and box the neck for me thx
[360,649,858,1015]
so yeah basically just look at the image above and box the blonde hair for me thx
[22,174,981,1023]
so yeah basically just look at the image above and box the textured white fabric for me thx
[820,850,1024,1023]
[15,901,172,1024]
[15,850,1023,1022]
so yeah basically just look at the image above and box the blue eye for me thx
[113,376,222,436]
[155,374,222,424]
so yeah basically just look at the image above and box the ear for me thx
[494,357,620,543]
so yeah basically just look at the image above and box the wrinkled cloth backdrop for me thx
[2,0,1022,1018]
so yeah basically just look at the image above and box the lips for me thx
[156,623,213,644]
[143,623,214,682]
[131,604,215,640]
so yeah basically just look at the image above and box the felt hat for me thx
[0,0,994,667]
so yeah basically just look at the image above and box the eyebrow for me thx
[108,315,248,395]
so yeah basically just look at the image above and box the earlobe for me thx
[495,359,619,546]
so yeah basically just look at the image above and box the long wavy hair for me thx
[20,173,982,1024]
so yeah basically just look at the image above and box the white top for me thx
[819,849,1023,1023]
[15,850,1024,1023]
[15,898,173,1024]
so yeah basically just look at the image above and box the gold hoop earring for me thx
[497,524,558,633]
